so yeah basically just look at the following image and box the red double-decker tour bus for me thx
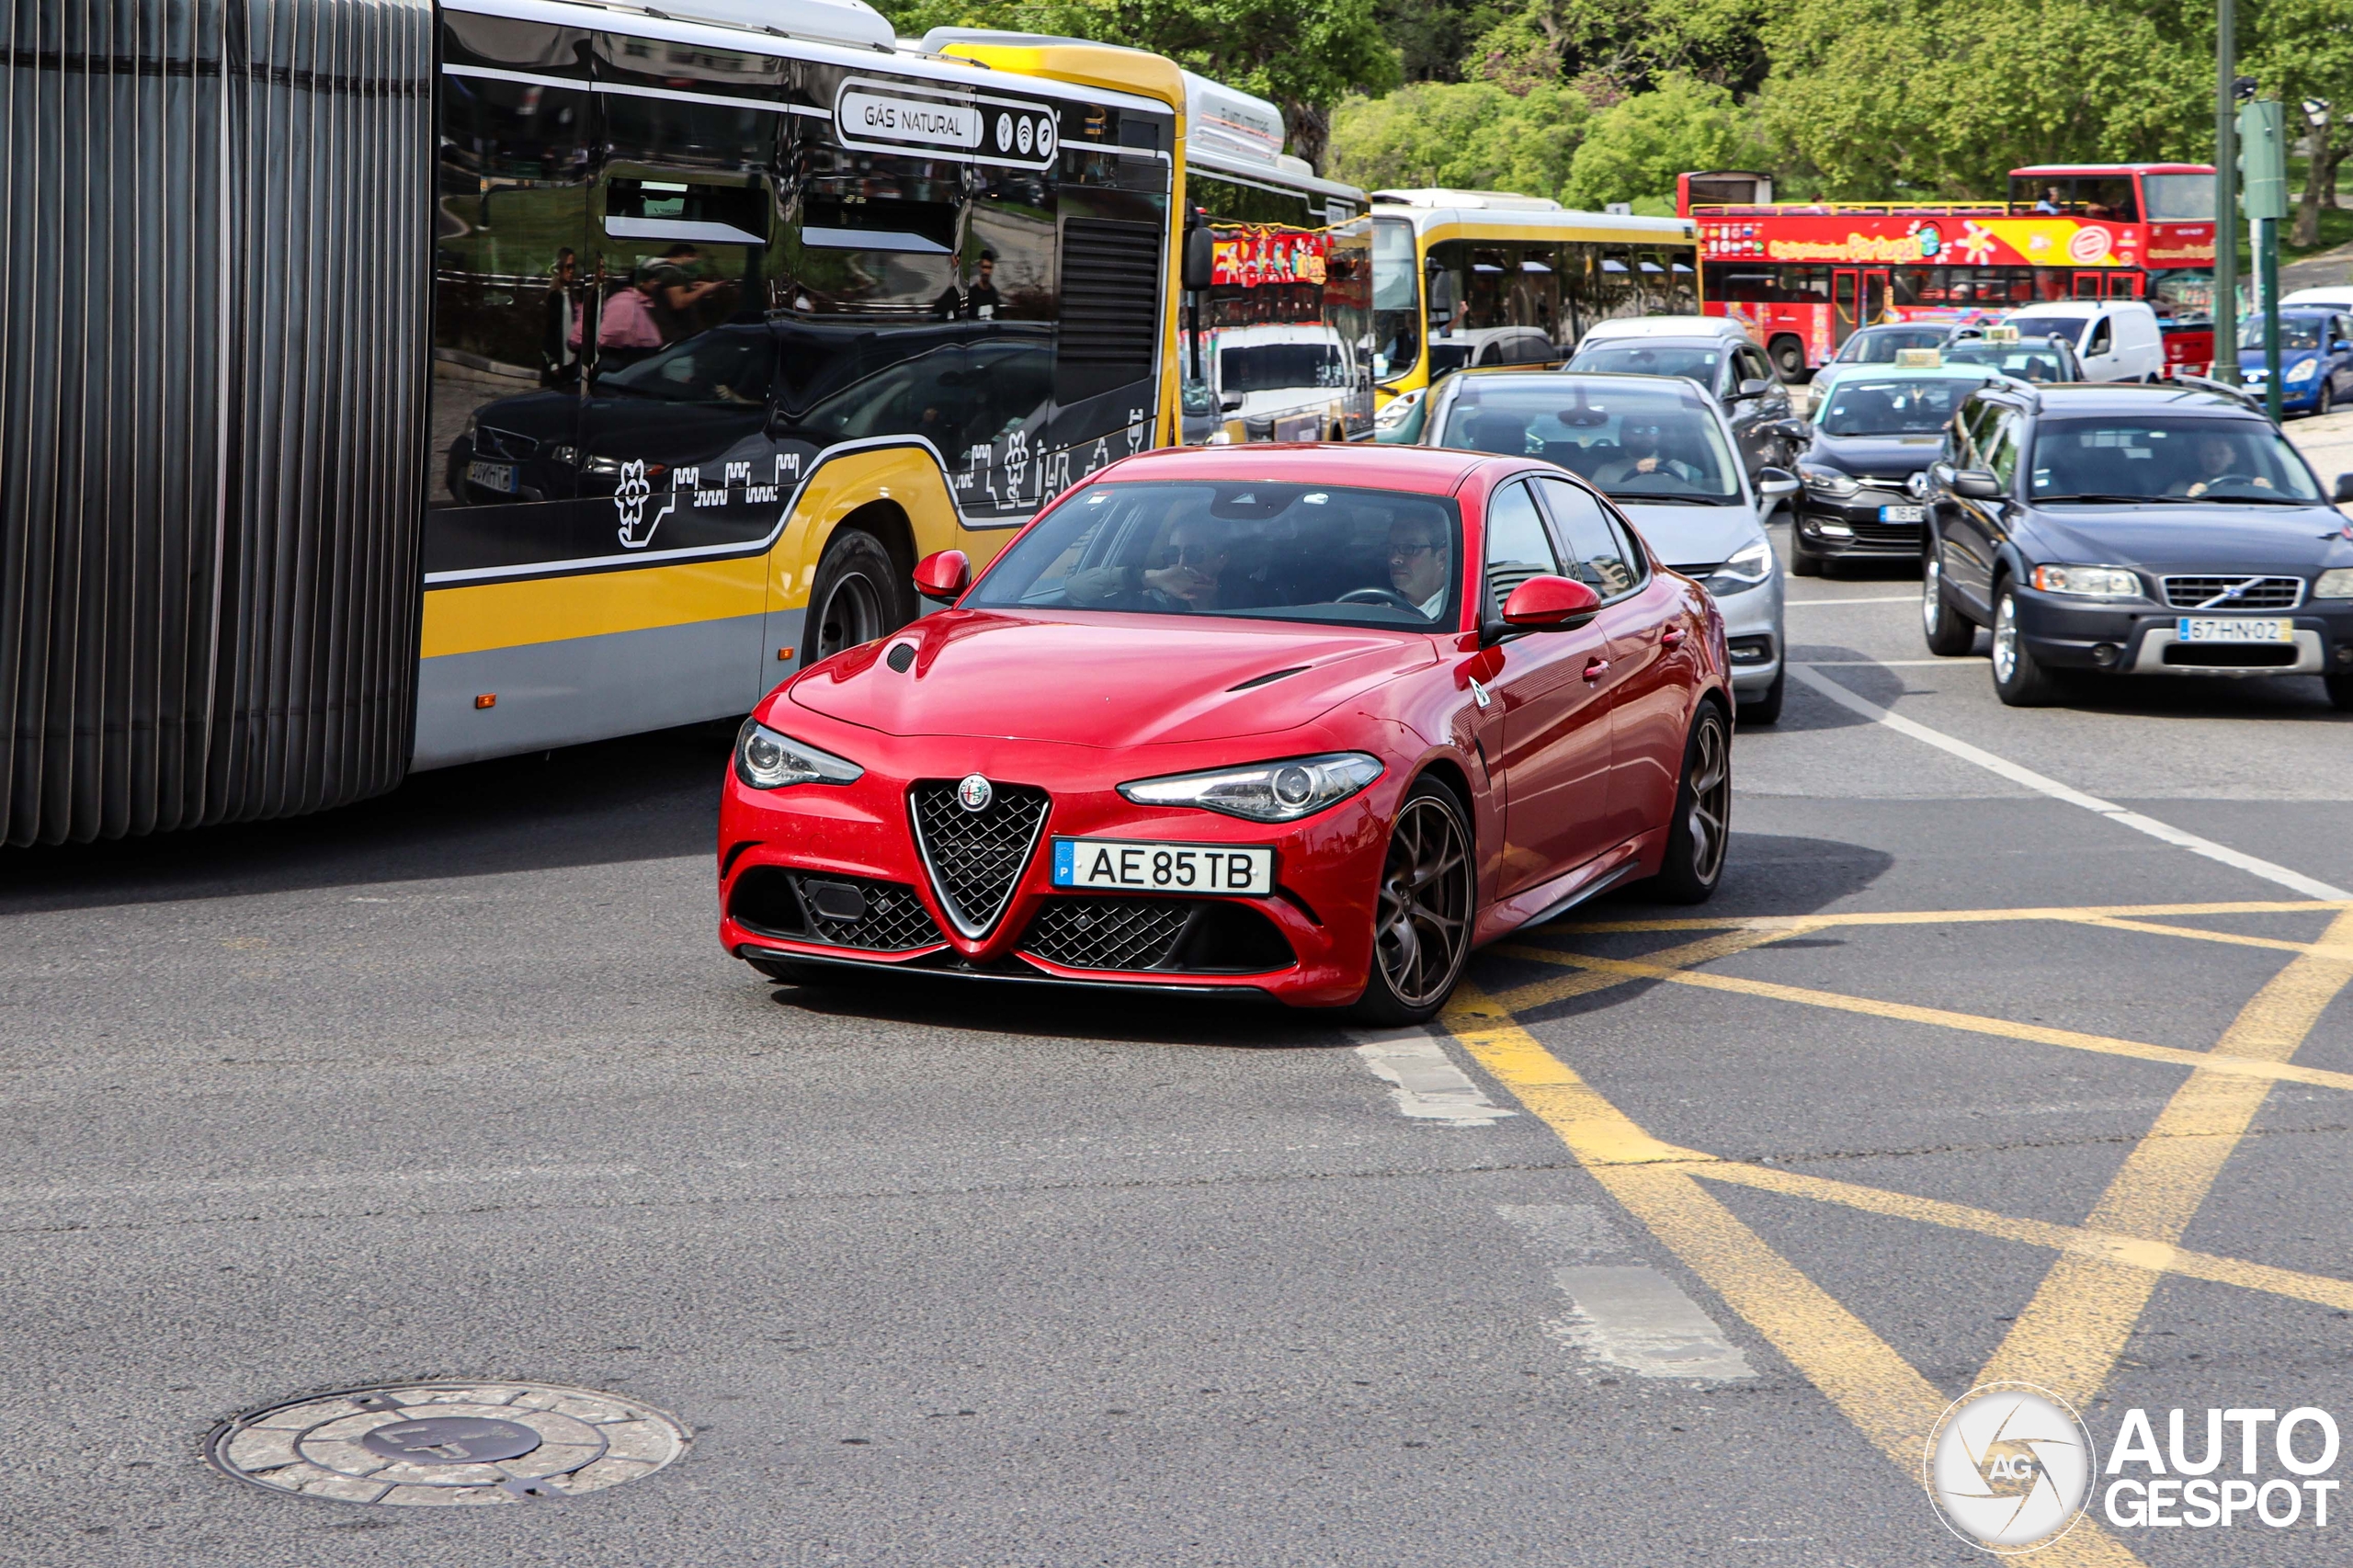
[1680,166,2218,380]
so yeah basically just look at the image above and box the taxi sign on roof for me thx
[1983,324,2020,343]
[1893,347,1943,368]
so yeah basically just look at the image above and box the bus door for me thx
[2071,272,2104,300]
[1862,269,1888,325]
[1832,269,1860,347]
[2105,272,2141,299]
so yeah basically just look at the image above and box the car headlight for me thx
[733,718,863,790]
[1118,752,1383,823]
[1705,538,1775,596]
[1373,388,1425,429]
[1798,462,1859,499]
[2315,568,2353,598]
[2288,358,2320,383]
[2030,563,2143,598]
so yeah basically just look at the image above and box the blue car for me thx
[2236,309,2353,415]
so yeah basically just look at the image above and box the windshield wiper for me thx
[2034,493,2189,504]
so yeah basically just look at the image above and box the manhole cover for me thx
[207,1381,688,1505]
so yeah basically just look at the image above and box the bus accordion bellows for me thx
[2,0,1375,846]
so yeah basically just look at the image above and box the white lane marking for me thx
[1353,1029,1513,1124]
[0,1164,644,1207]
[1498,1204,1756,1380]
[1797,658,1981,666]
[1786,596,1919,606]
[1788,664,2353,901]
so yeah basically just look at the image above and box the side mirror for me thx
[1181,227,1215,293]
[1770,417,1810,441]
[1735,377,1773,399]
[1930,460,1958,487]
[2334,472,2353,505]
[1219,393,1245,414]
[912,549,970,603]
[1500,574,1602,629]
[1756,466,1801,499]
[1952,470,2003,500]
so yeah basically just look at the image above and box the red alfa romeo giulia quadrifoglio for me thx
[717,445,1732,1023]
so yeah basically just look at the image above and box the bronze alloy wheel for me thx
[1372,789,1474,1012]
[1683,711,1731,885]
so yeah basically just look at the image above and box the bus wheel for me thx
[1768,336,1808,383]
[803,528,914,669]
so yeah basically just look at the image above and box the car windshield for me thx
[1815,377,1976,437]
[1427,340,1475,377]
[965,482,1465,630]
[1943,342,2075,381]
[1567,343,1722,386]
[2006,313,2088,345]
[2238,317,2326,351]
[1222,339,1347,393]
[2029,417,2325,504]
[1837,328,1949,363]
[1435,380,1742,504]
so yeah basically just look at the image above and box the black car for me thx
[1919,382,2353,708]
[1790,372,2003,575]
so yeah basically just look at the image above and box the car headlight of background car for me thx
[1704,538,1775,596]
[2031,563,2144,599]
[734,719,864,790]
[2315,568,2353,598]
[2287,358,2319,383]
[1119,753,1384,823]
[1797,462,1859,499]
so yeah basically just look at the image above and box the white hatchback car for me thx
[1419,367,1798,723]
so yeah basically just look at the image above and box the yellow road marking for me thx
[1495,945,2353,1094]
[1441,983,2154,1566]
[2066,914,2353,958]
[1977,908,2353,1404]
[1487,924,1826,1016]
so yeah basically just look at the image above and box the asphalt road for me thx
[5,437,2351,1566]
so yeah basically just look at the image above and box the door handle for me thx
[1659,626,1686,650]
[1583,657,1610,681]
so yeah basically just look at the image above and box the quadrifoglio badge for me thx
[1925,1388,2344,1552]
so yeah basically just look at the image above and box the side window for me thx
[1984,412,2024,490]
[2086,316,2114,355]
[1483,481,1563,610]
[1737,346,1772,387]
[1953,396,1997,466]
[1533,476,1641,599]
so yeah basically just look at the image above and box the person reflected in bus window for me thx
[644,245,723,342]
[967,251,1001,320]
[1591,422,1704,488]
[590,272,665,371]
[541,249,581,387]
[1386,513,1452,618]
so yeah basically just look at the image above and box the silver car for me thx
[1417,369,1796,722]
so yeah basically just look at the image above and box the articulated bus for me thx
[1679,165,2219,379]
[1361,191,1699,436]
[0,0,1377,846]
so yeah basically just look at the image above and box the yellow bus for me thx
[1363,190,1700,438]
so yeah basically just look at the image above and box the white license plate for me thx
[1878,504,1925,523]
[466,460,517,494]
[1051,838,1273,895]
[2177,618,2293,643]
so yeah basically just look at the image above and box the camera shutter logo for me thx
[1925,1382,2097,1553]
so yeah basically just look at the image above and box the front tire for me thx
[1768,335,1809,383]
[1648,704,1731,904]
[1921,552,1976,655]
[1990,584,2062,705]
[802,528,915,669]
[2326,672,2353,710]
[2318,380,2335,418]
[1352,779,1477,1026]
[1789,539,1824,577]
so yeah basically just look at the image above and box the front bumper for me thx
[1794,487,1926,560]
[1710,579,1784,694]
[717,728,1390,1008]
[2008,589,2353,677]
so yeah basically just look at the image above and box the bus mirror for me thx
[1182,228,1215,292]
[912,550,970,603]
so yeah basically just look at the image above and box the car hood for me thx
[786,609,1440,747]
[1613,501,1766,572]
[2023,502,2353,573]
[1805,432,1947,478]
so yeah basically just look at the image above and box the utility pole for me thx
[2241,98,2288,421]
[2214,0,2238,383]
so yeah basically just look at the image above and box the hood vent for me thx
[1227,665,1310,692]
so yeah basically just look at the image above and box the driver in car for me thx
[2176,430,2274,498]
[1386,515,1453,619]
[1589,422,1705,488]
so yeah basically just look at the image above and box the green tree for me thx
[873,0,1401,170]
[1326,80,1591,197]
[1563,73,1751,209]
[2244,0,2353,245]
[1461,0,1779,98]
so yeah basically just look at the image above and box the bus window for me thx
[1371,216,1420,381]
[1190,171,1320,228]
[2142,175,2216,221]
[430,71,597,517]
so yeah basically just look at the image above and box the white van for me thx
[1999,300,2165,381]
[2281,286,2353,312]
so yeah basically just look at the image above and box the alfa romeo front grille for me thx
[1024,898,1192,971]
[2161,575,2304,610]
[909,780,1051,937]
